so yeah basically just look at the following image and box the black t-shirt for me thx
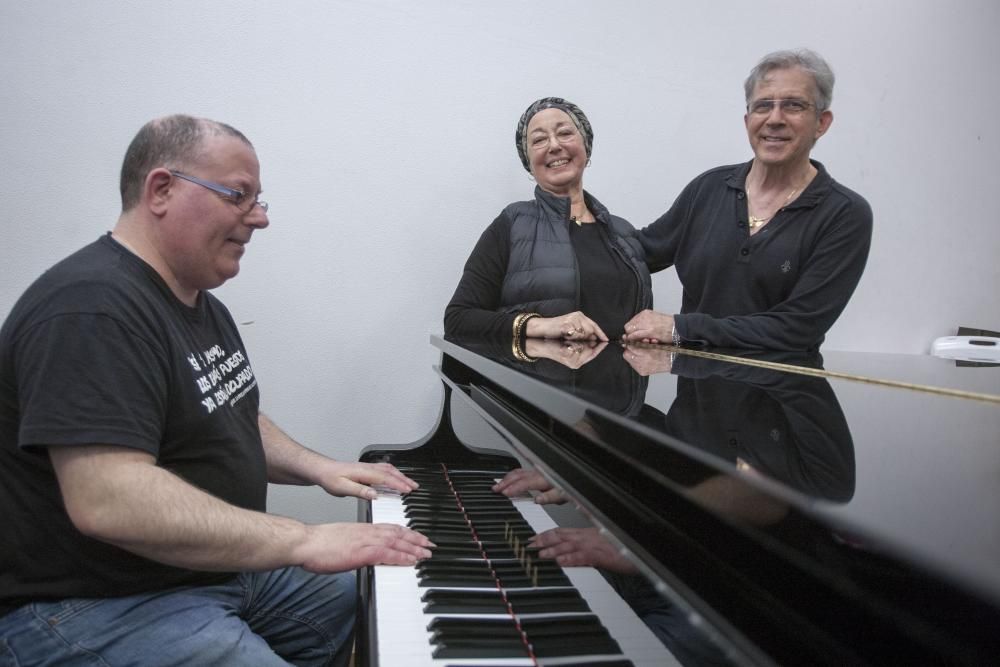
[0,235,266,615]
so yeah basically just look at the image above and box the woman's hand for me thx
[525,339,607,369]
[525,311,608,341]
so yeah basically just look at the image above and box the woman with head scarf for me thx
[444,97,652,356]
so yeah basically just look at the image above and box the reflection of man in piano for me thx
[525,345,855,664]
[623,48,872,351]
[0,115,432,667]
[627,346,856,501]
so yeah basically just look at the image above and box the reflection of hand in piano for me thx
[621,343,674,376]
[492,467,567,504]
[531,527,639,574]
[524,338,607,369]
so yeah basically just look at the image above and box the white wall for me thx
[2,0,998,522]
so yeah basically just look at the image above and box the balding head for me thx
[119,115,253,212]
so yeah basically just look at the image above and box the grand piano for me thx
[357,335,1000,666]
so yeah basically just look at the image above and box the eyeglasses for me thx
[747,98,815,116]
[169,170,269,213]
[529,127,580,150]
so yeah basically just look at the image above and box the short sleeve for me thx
[14,313,168,454]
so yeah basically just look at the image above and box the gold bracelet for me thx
[512,313,526,339]
[511,312,540,362]
[512,312,539,340]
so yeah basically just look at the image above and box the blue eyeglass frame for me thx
[169,170,269,213]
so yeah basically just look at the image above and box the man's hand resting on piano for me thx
[258,414,419,500]
[530,527,638,573]
[622,310,674,345]
[297,522,434,572]
[492,467,566,504]
[314,461,420,500]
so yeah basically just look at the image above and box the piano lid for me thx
[436,335,1000,612]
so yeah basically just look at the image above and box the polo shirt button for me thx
[738,221,746,228]
[740,248,749,256]
[737,192,745,199]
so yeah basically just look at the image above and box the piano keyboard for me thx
[370,465,676,667]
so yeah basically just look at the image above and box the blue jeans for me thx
[0,567,355,667]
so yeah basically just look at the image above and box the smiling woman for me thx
[444,96,652,353]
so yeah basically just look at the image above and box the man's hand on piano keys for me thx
[492,467,566,504]
[530,527,638,574]
[297,522,434,572]
[314,461,420,500]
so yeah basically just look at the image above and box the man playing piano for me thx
[0,115,432,666]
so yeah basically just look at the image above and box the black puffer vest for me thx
[498,186,652,316]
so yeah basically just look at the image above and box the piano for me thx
[357,335,1000,666]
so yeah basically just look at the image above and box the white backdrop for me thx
[2,0,998,522]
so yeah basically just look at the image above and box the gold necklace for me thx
[747,186,799,230]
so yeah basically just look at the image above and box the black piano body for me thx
[357,335,1000,666]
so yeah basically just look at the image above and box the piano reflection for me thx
[357,335,1000,666]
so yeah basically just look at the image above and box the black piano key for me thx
[428,616,521,636]
[530,635,624,658]
[516,615,610,636]
[428,615,595,634]
[425,544,486,558]
[423,588,591,614]
[406,517,474,528]
[431,638,530,660]
[417,559,557,574]
[422,589,510,614]
[429,616,623,659]
[417,560,571,588]
[505,588,593,613]
[418,573,569,588]
[497,572,572,587]
[418,573,497,587]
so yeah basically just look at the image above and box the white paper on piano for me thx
[931,335,1000,362]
